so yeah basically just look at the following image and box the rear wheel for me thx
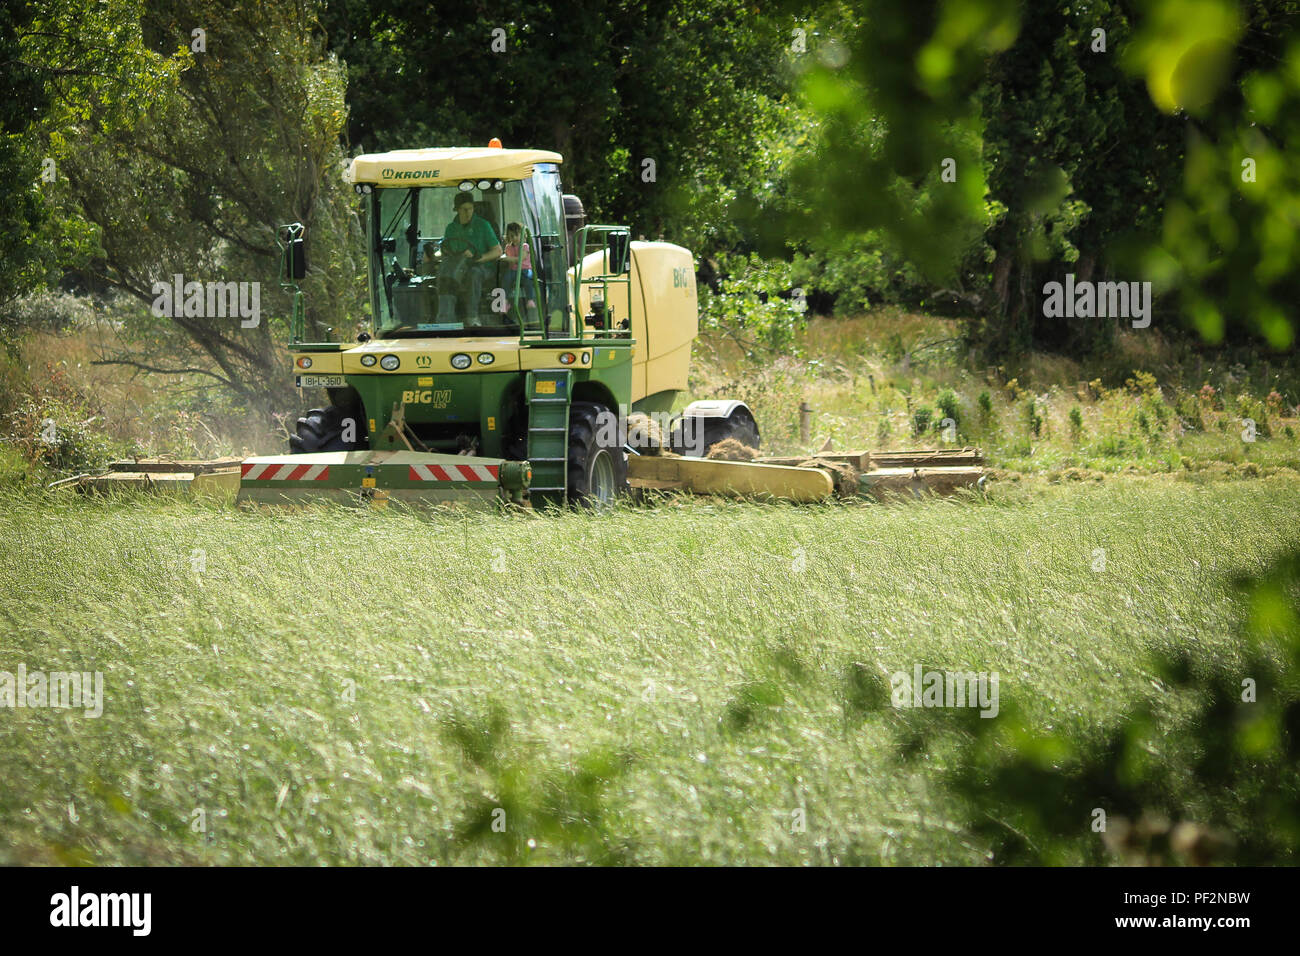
[289,406,363,453]
[567,401,627,507]
[675,407,761,456]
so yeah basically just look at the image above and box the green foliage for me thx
[439,702,633,864]
[1126,1,1299,349]
[18,0,359,416]
[791,232,933,314]
[698,253,807,355]
[774,1,1017,284]
[911,405,933,436]
[780,0,1299,359]
[1022,396,1043,438]
[976,0,1178,358]
[1068,405,1084,439]
[876,414,892,443]
[323,0,792,252]
[936,388,961,428]
[1,363,125,474]
[0,4,58,307]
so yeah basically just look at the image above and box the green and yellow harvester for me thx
[240,141,760,508]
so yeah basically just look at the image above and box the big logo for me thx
[402,389,452,408]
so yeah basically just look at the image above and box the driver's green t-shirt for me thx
[442,215,500,257]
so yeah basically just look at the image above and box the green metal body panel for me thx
[352,369,520,459]
[341,340,634,462]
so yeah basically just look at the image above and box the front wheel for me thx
[567,401,628,507]
[289,406,364,453]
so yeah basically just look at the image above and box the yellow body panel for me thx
[346,148,563,187]
[574,241,698,406]
[336,338,522,375]
[290,352,343,373]
[627,456,834,502]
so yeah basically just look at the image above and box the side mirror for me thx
[607,232,630,274]
[286,236,308,280]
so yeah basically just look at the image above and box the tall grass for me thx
[1,476,1297,864]
[690,311,1300,472]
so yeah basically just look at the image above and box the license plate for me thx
[297,374,346,388]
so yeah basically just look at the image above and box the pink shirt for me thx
[505,241,532,270]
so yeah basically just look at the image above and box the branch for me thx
[911,336,964,354]
[90,358,231,386]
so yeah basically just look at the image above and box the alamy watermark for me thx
[1042,273,1151,328]
[151,274,260,328]
[50,886,150,935]
[890,665,999,718]
[592,405,704,455]
[1,664,104,717]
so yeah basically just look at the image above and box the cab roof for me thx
[345,147,563,187]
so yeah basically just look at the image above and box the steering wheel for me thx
[441,236,473,258]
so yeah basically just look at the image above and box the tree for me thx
[320,0,792,250]
[22,0,361,415]
[0,2,72,314]
[977,1,1186,358]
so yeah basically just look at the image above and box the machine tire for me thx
[678,407,761,456]
[289,406,362,454]
[567,401,628,507]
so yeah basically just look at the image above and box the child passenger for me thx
[501,222,537,313]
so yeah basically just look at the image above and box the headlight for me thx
[380,354,399,371]
[360,354,377,367]
[296,356,312,370]
[558,352,576,365]
[450,353,472,370]
[477,352,495,366]
[476,180,491,191]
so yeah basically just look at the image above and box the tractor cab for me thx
[345,146,576,337]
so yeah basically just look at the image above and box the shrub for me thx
[1068,406,1084,440]
[936,389,961,429]
[1023,398,1043,438]
[790,235,927,315]
[697,253,806,355]
[1,363,124,474]
[911,406,934,437]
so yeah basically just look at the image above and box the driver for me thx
[441,191,502,323]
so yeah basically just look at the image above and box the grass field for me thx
[2,474,1296,865]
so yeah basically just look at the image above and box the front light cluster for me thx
[379,354,400,371]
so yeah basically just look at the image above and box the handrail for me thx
[278,222,306,344]
[570,224,633,343]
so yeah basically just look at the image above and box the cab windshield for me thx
[369,182,550,337]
